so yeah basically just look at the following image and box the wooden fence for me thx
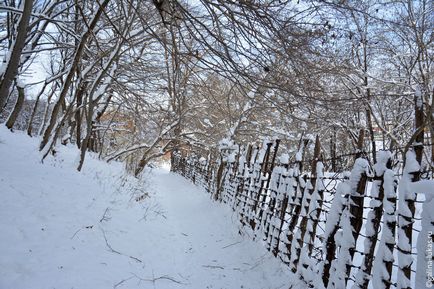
[171,137,434,289]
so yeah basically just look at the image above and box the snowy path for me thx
[0,128,292,289]
[134,170,291,288]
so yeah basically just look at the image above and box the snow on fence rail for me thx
[171,137,434,289]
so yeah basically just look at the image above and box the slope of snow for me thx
[0,127,293,289]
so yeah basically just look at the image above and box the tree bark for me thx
[74,83,86,148]
[5,84,25,129]
[0,0,33,113]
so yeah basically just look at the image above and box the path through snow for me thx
[0,128,293,289]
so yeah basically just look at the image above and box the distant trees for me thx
[0,0,432,172]
[313,0,433,157]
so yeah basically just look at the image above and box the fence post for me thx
[233,144,251,211]
[397,91,424,289]
[249,141,272,231]
[261,141,282,248]
[221,150,239,204]
[191,155,197,184]
[415,179,434,288]
[372,163,398,289]
[325,130,371,288]
[348,129,369,260]
[180,156,186,176]
[205,153,212,193]
[321,175,350,288]
[291,136,321,272]
[306,138,325,257]
[213,156,225,201]
[256,140,280,234]
[354,151,393,289]
[170,149,178,172]
[239,145,259,229]
[397,149,422,289]
[284,138,309,264]
[271,154,290,257]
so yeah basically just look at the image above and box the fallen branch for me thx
[132,272,184,284]
[222,241,242,249]
[114,272,185,288]
[70,225,93,239]
[100,228,143,263]
[202,265,225,270]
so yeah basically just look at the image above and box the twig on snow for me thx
[100,228,143,263]
[113,276,135,288]
[202,264,225,270]
[221,240,242,249]
[70,228,82,239]
[131,272,185,285]
[114,272,186,288]
[100,207,111,222]
[70,225,93,239]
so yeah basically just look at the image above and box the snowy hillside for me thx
[0,128,293,289]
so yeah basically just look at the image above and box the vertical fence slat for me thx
[321,176,349,288]
[398,149,421,289]
[272,155,290,257]
[353,151,392,289]
[257,140,280,239]
[372,164,398,289]
[291,136,322,272]
[284,138,309,264]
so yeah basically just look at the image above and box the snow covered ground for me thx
[0,128,293,289]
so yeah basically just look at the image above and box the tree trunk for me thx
[0,0,33,113]
[366,105,376,162]
[77,103,94,171]
[74,83,86,148]
[38,82,57,136]
[5,83,25,129]
[26,81,49,136]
